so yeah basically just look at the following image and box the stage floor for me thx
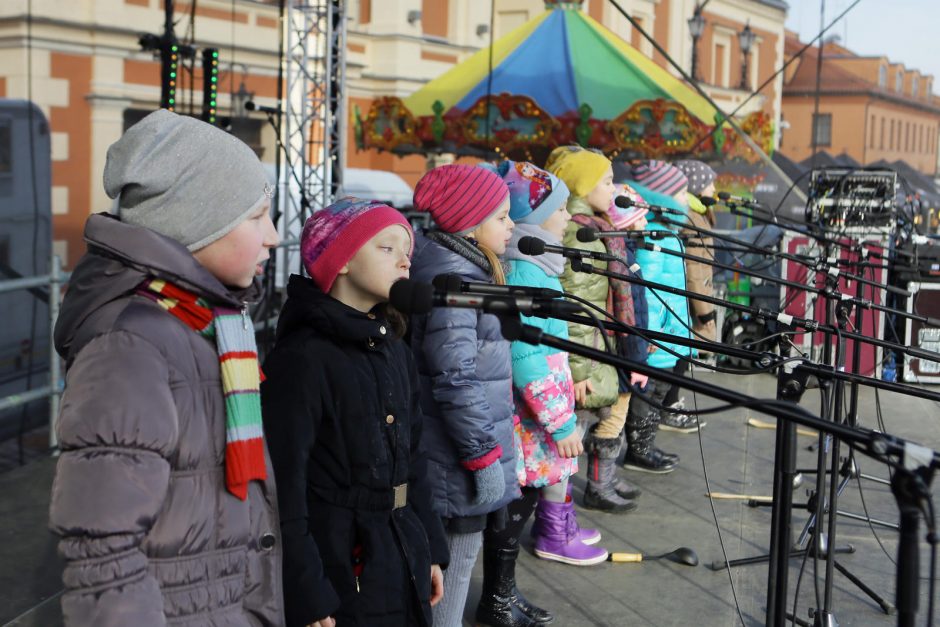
[2,371,939,626]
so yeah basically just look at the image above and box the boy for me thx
[48,109,284,625]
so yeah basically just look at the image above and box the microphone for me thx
[245,101,280,115]
[615,195,685,216]
[432,273,563,299]
[389,279,582,317]
[517,236,618,262]
[698,196,719,207]
[576,227,681,243]
[717,191,762,208]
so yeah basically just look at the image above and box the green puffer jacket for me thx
[558,197,619,409]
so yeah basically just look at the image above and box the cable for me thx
[687,364,747,626]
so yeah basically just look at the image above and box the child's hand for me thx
[307,618,335,627]
[629,372,649,389]
[555,432,584,458]
[573,380,594,405]
[430,564,444,606]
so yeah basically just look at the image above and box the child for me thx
[546,147,638,513]
[48,109,284,625]
[657,159,720,433]
[498,159,609,569]
[261,198,449,626]
[622,160,694,472]
[406,164,522,627]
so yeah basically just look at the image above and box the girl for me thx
[546,147,638,513]
[499,159,610,570]
[261,198,449,627]
[406,164,523,627]
[622,161,694,473]
[655,159,721,433]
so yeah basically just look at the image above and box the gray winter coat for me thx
[49,214,285,626]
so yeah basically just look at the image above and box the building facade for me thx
[1,0,787,270]
[779,35,940,176]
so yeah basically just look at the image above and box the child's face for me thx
[585,166,615,215]
[471,198,514,255]
[334,224,412,311]
[540,204,571,239]
[701,182,716,198]
[192,200,279,289]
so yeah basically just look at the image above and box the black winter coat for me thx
[261,276,449,627]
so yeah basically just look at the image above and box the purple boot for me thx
[533,499,609,566]
[530,492,601,546]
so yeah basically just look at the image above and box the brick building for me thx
[779,34,940,177]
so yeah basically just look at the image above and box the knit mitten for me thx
[471,461,506,506]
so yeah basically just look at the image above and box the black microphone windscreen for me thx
[517,236,546,256]
[389,279,434,315]
[576,227,598,243]
[614,195,635,209]
[717,191,731,201]
[244,101,257,111]
[699,196,718,207]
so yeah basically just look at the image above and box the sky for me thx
[784,0,940,93]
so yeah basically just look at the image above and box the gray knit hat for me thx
[104,109,270,251]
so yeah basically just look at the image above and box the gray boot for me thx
[583,429,638,513]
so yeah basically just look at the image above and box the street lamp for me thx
[688,7,705,82]
[738,21,756,90]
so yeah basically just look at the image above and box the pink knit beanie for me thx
[413,164,510,234]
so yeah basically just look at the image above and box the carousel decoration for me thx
[353,0,775,166]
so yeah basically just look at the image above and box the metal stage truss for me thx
[278,0,347,287]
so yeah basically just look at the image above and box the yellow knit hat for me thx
[545,147,611,198]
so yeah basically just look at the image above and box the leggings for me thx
[662,360,690,408]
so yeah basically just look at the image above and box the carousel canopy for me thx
[404,5,715,123]
[354,0,774,163]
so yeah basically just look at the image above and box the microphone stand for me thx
[492,313,938,627]
[568,258,940,367]
[646,211,911,298]
[630,240,938,330]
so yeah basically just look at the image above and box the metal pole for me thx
[48,254,62,450]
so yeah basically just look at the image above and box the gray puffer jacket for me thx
[49,214,285,626]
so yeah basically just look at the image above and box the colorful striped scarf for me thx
[137,278,266,500]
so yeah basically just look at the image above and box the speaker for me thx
[902,282,940,383]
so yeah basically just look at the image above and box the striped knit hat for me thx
[413,164,510,234]
[629,160,689,196]
[301,197,413,293]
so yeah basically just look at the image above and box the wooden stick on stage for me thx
[747,417,817,438]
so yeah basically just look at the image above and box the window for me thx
[813,113,832,147]
[905,121,910,151]
[714,43,727,87]
[870,115,876,147]
[422,0,448,38]
[913,76,919,98]
[890,119,895,150]
[880,117,885,149]
[896,71,903,93]
[879,65,887,87]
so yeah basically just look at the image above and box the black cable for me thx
[791,543,812,626]
[687,365,747,626]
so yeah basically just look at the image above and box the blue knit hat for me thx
[495,160,570,225]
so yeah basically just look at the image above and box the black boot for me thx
[623,411,678,474]
[475,546,547,626]
[583,428,638,513]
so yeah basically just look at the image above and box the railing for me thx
[0,255,66,449]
